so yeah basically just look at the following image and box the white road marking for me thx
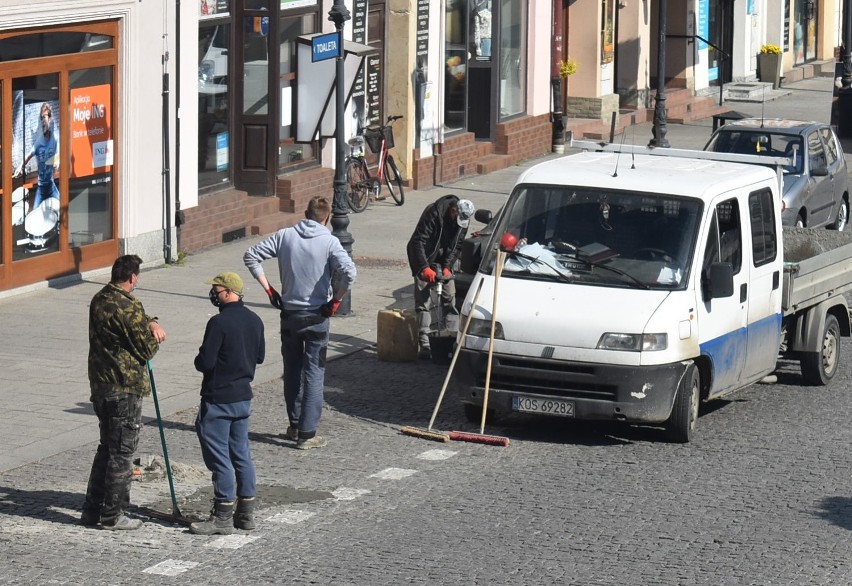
[266,510,317,524]
[369,467,418,480]
[332,487,371,501]
[205,534,261,549]
[142,560,200,576]
[417,449,458,461]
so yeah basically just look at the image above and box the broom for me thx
[449,248,510,447]
[401,279,485,443]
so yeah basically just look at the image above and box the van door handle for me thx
[740,283,747,303]
[772,270,779,290]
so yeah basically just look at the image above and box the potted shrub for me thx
[758,44,783,89]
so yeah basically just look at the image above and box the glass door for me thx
[0,22,119,291]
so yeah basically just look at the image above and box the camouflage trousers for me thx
[83,393,143,524]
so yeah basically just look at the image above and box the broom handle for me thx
[481,249,505,435]
[427,278,484,431]
[147,360,182,516]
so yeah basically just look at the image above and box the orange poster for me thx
[70,84,112,178]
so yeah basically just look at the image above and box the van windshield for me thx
[484,185,703,290]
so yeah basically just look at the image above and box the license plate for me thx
[512,396,575,417]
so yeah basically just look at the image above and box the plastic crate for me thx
[363,126,394,153]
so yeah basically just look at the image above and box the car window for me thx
[807,131,826,173]
[820,127,840,166]
[707,130,803,174]
[702,198,742,278]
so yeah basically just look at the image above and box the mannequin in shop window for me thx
[472,0,492,58]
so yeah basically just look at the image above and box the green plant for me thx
[760,44,782,55]
[559,58,578,78]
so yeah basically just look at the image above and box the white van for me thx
[452,143,852,442]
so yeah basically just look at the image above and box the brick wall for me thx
[411,113,553,189]
[180,167,334,254]
[276,167,335,213]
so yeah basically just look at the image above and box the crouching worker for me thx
[190,272,265,535]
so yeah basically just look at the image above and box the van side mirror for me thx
[460,237,483,274]
[706,262,734,299]
[474,209,492,224]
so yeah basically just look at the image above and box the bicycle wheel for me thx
[345,157,370,213]
[384,155,405,206]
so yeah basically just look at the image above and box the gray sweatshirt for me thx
[243,219,356,311]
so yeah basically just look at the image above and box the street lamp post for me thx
[649,0,670,148]
[842,0,852,89]
[328,0,354,315]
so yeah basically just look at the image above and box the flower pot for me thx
[757,53,782,89]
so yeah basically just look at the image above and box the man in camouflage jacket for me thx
[81,255,166,530]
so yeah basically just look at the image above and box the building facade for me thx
[0,0,843,294]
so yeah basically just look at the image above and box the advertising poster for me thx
[11,90,61,256]
[70,84,112,179]
[216,132,229,171]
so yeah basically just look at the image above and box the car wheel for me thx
[830,197,849,232]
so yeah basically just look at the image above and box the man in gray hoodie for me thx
[243,196,356,449]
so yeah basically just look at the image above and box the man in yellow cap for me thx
[190,272,265,535]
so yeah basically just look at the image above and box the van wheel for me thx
[665,363,699,443]
[801,314,840,385]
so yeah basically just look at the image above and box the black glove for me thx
[265,286,283,310]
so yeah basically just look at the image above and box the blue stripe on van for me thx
[699,312,782,394]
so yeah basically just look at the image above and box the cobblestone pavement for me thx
[2,350,852,585]
[3,76,852,584]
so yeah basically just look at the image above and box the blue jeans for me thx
[32,181,59,209]
[280,310,329,437]
[195,399,256,502]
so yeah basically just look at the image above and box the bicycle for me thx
[345,115,405,212]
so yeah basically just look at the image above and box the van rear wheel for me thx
[800,314,840,385]
[665,363,699,443]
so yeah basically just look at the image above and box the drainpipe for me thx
[174,0,184,250]
[551,0,565,153]
[162,50,173,264]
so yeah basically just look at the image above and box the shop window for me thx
[444,0,468,134]
[11,74,61,260]
[499,0,526,118]
[601,0,614,64]
[279,12,316,170]
[199,24,232,187]
[68,66,114,249]
[0,32,112,62]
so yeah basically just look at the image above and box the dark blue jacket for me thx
[194,300,265,403]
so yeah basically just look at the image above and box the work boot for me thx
[190,501,235,535]
[282,425,298,441]
[101,514,143,531]
[233,497,256,531]
[296,436,328,450]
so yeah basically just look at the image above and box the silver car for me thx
[704,118,849,231]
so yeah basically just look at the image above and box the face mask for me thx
[208,288,222,307]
